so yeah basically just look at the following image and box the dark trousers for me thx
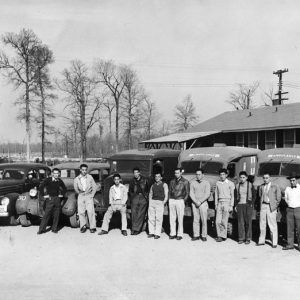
[39,197,61,232]
[237,203,253,241]
[286,207,300,246]
[131,194,148,232]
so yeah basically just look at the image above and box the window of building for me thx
[265,131,276,149]
[236,133,244,147]
[284,129,295,148]
[248,132,258,148]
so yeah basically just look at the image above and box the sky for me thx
[1,0,300,143]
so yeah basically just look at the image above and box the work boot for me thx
[121,230,128,236]
[148,234,154,238]
[98,230,108,235]
[90,228,97,233]
[80,226,87,233]
[191,237,200,241]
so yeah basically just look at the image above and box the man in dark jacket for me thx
[37,168,67,234]
[234,171,255,244]
[129,167,150,235]
[168,168,190,240]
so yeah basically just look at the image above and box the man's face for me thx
[239,175,247,184]
[133,170,140,179]
[53,171,60,179]
[175,170,181,179]
[155,174,162,182]
[196,171,204,181]
[28,174,33,180]
[219,172,227,181]
[80,167,88,176]
[263,174,270,184]
[290,178,297,188]
[114,176,120,185]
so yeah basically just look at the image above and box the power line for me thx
[273,68,289,105]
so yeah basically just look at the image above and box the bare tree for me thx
[120,65,145,149]
[173,95,199,132]
[102,93,115,134]
[32,44,55,162]
[0,29,42,161]
[142,97,159,140]
[227,81,260,110]
[57,60,101,160]
[262,85,274,106]
[94,60,126,152]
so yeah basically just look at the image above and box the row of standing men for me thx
[36,164,300,251]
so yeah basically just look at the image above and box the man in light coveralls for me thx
[74,164,97,233]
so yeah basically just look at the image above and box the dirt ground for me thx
[1,220,300,300]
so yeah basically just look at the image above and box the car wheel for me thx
[69,213,80,228]
[19,214,31,227]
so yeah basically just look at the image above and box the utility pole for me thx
[273,68,289,105]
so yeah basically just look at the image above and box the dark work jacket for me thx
[169,176,190,202]
[129,175,150,201]
[23,178,40,193]
[39,177,67,198]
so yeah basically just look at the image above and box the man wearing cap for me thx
[257,172,281,248]
[98,173,128,236]
[283,172,300,250]
[74,164,97,233]
[215,168,235,242]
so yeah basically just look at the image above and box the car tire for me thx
[69,213,80,228]
[19,214,31,227]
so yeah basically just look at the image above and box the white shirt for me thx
[262,182,271,203]
[285,184,300,208]
[113,185,122,200]
[80,175,87,192]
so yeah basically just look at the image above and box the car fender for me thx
[16,192,30,215]
[62,192,77,216]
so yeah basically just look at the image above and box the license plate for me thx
[18,195,27,201]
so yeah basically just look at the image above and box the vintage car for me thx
[253,146,300,222]
[103,149,181,214]
[178,145,260,235]
[0,163,51,225]
[15,162,110,227]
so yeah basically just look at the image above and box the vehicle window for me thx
[101,169,109,180]
[181,161,200,174]
[3,169,25,180]
[227,163,236,178]
[38,169,47,180]
[90,170,100,182]
[0,169,3,180]
[112,160,151,175]
[280,163,300,176]
[60,169,77,178]
[201,161,223,175]
[153,160,164,175]
[258,163,281,176]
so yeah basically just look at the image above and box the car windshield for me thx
[258,162,300,176]
[1,169,25,180]
[181,161,223,175]
[111,160,151,175]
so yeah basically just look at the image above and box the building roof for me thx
[179,146,261,163]
[187,102,300,133]
[141,131,220,144]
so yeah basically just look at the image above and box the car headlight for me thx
[29,188,38,197]
[1,197,9,206]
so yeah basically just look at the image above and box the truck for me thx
[253,146,300,223]
[178,145,260,235]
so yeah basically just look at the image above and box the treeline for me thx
[0,29,199,161]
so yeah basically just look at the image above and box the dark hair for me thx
[52,168,60,173]
[133,167,140,172]
[80,164,88,169]
[196,168,204,174]
[239,171,248,177]
[174,167,182,172]
[263,172,270,176]
[113,173,121,179]
[154,172,162,177]
[219,168,228,175]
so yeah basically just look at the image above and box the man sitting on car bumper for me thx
[98,173,128,236]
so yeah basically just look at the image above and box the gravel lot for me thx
[0,221,300,300]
